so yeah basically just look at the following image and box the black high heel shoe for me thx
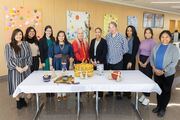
[46,93,55,97]
[20,98,27,107]
[152,107,160,113]
[157,109,166,117]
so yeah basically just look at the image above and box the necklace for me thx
[59,44,65,50]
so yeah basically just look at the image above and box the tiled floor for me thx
[0,75,180,120]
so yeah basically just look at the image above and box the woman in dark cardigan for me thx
[39,25,55,97]
[39,25,55,71]
[89,27,108,67]
[123,25,140,99]
[89,27,108,98]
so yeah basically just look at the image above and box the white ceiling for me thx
[100,0,180,15]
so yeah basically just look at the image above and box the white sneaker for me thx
[57,93,62,97]
[139,95,145,103]
[93,94,101,100]
[142,98,150,106]
[93,94,96,98]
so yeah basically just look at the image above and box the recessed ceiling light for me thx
[151,1,180,4]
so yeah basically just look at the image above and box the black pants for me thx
[31,56,39,72]
[107,60,123,70]
[123,54,135,70]
[139,55,153,97]
[154,74,174,110]
[123,54,136,97]
[107,60,123,96]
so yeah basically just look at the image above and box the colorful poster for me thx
[154,14,164,28]
[127,16,138,30]
[67,10,90,41]
[104,14,118,36]
[3,6,42,42]
[143,13,155,28]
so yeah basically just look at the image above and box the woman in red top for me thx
[72,28,89,63]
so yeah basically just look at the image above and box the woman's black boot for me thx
[16,100,23,109]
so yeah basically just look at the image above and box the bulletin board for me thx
[3,6,42,42]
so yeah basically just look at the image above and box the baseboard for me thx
[0,75,7,80]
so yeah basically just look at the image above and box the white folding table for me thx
[13,70,161,120]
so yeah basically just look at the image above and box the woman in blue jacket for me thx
[49,31,74,101]
[150,30,179,117]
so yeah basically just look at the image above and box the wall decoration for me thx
[127,16,138,30]
[143,13,155,28]
[154,14,164,28]
[3,6,42,42]
[67,10,90,41]
[103,14,118,36]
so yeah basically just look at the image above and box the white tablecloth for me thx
[13,70,162,97]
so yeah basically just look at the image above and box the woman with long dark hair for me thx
[39,25,55,97]
[50,31,74,70]
[5,28,32,109]
[39,25,55,71]
[49,31,74,101]
[123,25,140,99]
[25,26,40,72]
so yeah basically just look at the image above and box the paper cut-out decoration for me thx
[67,10,90,41]
[3,6,42,42]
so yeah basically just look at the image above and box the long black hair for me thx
[125,25,138,38]
[125,25,140,42]
[25,26,38,45]
[56,31,70,45]
[10,28,24,54]
[42,25,55,41]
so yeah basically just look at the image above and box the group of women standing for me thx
[5,23,179,117]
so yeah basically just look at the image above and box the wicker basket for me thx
[74,63,94,77]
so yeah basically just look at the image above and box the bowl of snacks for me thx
[62,75,68,82]
[43,75,51,82]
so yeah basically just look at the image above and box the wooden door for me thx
[169,20,176,33]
